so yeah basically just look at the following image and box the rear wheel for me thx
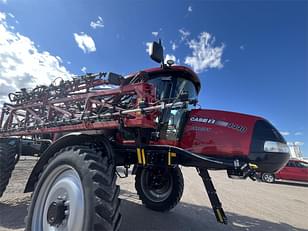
[135,166,184,212]
[0,143,17,197]
[262,173,275,183]
[26,145,121,231]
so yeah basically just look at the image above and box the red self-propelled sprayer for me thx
[0,40,289,231]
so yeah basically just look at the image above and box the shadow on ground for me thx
[119,189,307,231]
[0,190,306,231]
[0,196,30,229]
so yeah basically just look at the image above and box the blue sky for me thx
[0,0,307,155]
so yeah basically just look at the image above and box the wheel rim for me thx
[140,168,173,203]
[32,165,85,231]
[263,174,274,183]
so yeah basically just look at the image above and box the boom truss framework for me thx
[0,73,160,137]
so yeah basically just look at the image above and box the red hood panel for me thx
[180,109,261,157]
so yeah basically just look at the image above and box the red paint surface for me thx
[180,109,262,157]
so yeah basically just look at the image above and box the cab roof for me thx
[125,65,201,93]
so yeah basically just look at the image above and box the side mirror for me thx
[107,72,124,85]
[150,40,164,64]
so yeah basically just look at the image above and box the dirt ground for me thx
[0,157,307,231]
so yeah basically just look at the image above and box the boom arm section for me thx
[0,73,159,137]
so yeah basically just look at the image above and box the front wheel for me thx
[135,166,184,212]
[26,145,121,231]
[261,173,275,183]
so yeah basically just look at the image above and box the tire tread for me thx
[135,166,184,212]
[0,143,17,197]
[25,145,121,231]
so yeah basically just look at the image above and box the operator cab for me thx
[145,68,199,143]
[144,40,201,143]
[126,40,201,143]
[123,40,200,143]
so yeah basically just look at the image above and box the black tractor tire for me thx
[135,166,184,212]
[0,143,17,197]
[261,173,275,183]
[25,145,121,231]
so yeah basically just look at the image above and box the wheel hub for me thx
[141,168,173,202]
[47,199,67,226]
[32,166,84,231]
[150,175,167,189]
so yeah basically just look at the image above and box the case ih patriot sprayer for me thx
[0,41,290,231]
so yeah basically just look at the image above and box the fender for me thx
[24,132,114,193]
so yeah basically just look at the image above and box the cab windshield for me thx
[147,76,198,141]
[148,76,197,102]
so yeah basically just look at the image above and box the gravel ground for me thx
[0,157,307,231]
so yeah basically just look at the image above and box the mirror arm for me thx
[158,39,165,66]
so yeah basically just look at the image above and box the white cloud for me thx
[171,41,178,51]
[81,66,87,73]
[294,132,303,136]
[184,32,225,73]
[146,42,152,55]
[188,6,193,12]
[280,131,290,136]
[73,32,96,53]
[152,32,158,37]
[165,54,176,64]
[240,45,245,50]
[0,12,5,21]
[179,28,190,41]
[0,12,71,104]
[287,141,304,146]
[90,16,104,29]
[295,141,304,146]
[0,0,8,4]
[7,13,14,18]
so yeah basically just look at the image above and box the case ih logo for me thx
[190,117,216,124]
[190,117,247,133]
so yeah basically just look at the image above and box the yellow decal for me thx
[249,163,258,169]
[141,149,146,165]
[216,209,223,223]
[137,148,142,164]
[168,152,176,165]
